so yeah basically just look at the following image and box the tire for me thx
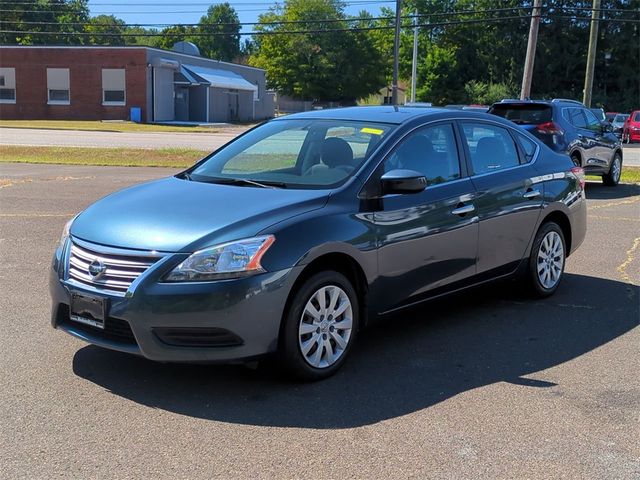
[278,271,359,381]
[525,222,567,298]
[603,152,622,186]
[570,153,581,167]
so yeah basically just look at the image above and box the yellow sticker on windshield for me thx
[361,127,384,135]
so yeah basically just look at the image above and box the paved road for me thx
[0,127,248,151]
[1,163,639,479]
[1,127,640,166]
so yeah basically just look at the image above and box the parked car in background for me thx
[50,107,587,380]
[605,112,618,123]
[612,113,630,138]
[489,99,623,186]
[623,110,640,144]
[462,105,490,112]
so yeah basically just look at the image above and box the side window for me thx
[583,109,601,131]
[516,133,537,163]
[566,108,588,129]
[461,123,520,174]
[384,123,461,185]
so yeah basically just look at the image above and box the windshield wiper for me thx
[201,177,287,189]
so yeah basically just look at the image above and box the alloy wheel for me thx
[298,285,353,369]
[537,231,565,289]
[612,156,622,183]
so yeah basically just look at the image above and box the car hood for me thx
[71,177,330,252]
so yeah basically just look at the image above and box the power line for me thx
[4,14,638,39]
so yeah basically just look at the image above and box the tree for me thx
[249,0,386,103]
[152,25,197,51]
[196,3,241,61]
[84,15,126,46]
[0,0,90,45]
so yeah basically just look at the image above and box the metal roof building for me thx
[0,44,275,123]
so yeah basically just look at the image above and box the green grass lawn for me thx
[587,167,640,185]
[0,120,224,134]
[0,145,206,168]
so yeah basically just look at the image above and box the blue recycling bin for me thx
[130,107,142,123]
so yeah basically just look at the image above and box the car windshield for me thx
[613,114,629,123]
[188,119,394,189]
[489,104,552,125]
[634,112,640,122]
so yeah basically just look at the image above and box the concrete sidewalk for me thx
[0,126,250,151]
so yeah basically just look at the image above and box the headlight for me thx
[60,214,79,247]
[164,235,275,282]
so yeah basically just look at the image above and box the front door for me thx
[459,121,543,276]
[372,122,479,313]
[174,87,189,122]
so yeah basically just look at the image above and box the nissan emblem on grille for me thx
[88,259,107,279]
[67,242,160,296]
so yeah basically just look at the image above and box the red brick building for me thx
[0,46,274,123]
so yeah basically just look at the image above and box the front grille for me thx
[56,304,138,346]
[68,316,137,345]
[67,242,160,295]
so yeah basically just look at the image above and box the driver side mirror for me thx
[601,121,613,133]
[381,169,427,194]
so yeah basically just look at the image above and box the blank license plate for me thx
[70,293,108,329]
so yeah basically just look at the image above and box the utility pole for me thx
[392,0,402,105]
[583,0,602,107]
[520,0,543,100]
[410,11,418,103]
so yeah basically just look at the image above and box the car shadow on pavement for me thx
[73,274,638,429]
[585,181,640,200]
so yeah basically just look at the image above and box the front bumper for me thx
[50,239,302,363]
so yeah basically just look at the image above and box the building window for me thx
[47,68,70,105]
[0,67,16,104]
[102,69,126,106]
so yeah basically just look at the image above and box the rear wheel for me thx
[603,152,622,186]
[570,153,581,167]
[525,222,566,298]
[279,271,359,381]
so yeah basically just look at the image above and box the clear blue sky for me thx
[87,0,395,33]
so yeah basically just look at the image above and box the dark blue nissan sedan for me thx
[50,107,586,380]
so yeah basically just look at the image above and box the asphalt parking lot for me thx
[1,163,639,479]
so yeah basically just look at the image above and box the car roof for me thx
[276,106,494,125]
[492,98,585,108]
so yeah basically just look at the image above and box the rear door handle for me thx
[451,204,475,216]
[523,189,541,199]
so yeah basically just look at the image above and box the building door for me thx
[228,91,239,122]
[174,87,190,122]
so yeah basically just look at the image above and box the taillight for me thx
[571,166,585,190]
[536,121,564,135]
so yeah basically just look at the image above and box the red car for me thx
[623,110,640,143]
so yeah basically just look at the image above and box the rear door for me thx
[582,108,616,168]
[459,121,543,276]
[373,122,478,311]
[564,108,605,168]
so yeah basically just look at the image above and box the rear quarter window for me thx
[516,133,538,163]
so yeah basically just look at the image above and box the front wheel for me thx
[279,271,359,381]
[525,222,566,298]
[603,153,622,186]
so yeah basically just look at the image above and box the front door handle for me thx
[523,189,541,199]
[451,204,475,216]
